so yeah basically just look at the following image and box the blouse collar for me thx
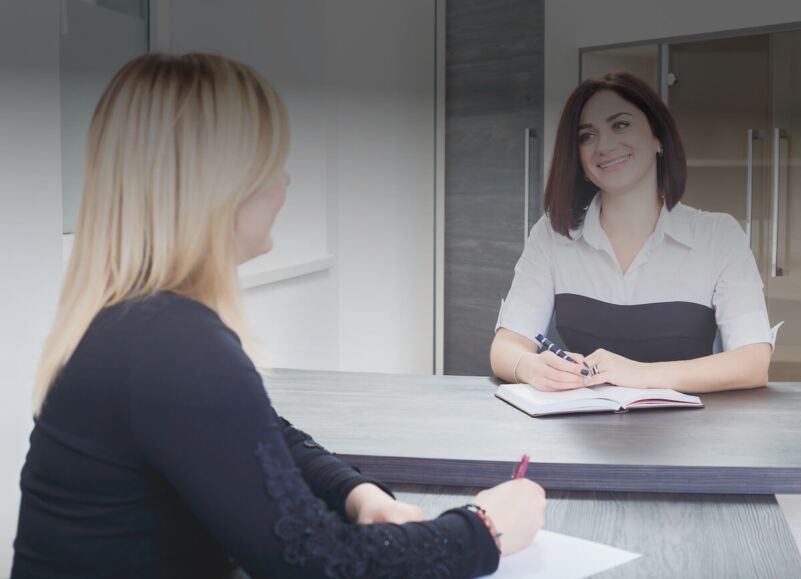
[563,192,695,250]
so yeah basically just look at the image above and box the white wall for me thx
[544,0,801,176]
[167,0,341,372]
[325,0,436,373]
[0,1,63,573]
[169,0,436,374]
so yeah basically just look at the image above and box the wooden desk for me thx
[261,369,801,576]
[393,486,801,578]
[263,369,801,494]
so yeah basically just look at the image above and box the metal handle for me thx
[745,129,760,247]
[523,128,536,243]
[771,128,788,277]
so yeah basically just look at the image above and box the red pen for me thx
[512,454,530,479]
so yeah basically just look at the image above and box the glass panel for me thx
[60,0,149,234]
[767,30,801,380]
[667,35,771,251]
[581,44,659,90]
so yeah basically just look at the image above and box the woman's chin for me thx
[236,238,273,265]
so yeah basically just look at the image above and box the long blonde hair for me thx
[34,53,288,414]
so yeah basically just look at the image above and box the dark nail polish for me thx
[581,369,589,376]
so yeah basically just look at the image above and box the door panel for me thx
[667,34,771,265]
[444,0,544,375]
[767,30,801,380]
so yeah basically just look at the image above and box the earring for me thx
[657,148,663,157]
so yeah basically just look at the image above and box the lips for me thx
[597,154,631,171]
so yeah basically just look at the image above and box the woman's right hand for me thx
[474,479,546,556]
[516,350,587,391]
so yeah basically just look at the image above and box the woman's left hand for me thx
[346,483,425,524]
[582,349,654,389]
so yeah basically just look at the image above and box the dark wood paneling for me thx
[445,0,544,375]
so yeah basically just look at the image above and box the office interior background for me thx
[1,0,801,573]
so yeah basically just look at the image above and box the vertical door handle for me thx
[523,128,537,243]
[771,128,788,277]
[745,129,760,248]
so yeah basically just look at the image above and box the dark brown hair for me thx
[543,71,686,236]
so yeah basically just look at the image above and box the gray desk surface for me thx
[393,485,801,578]
[262,368,801,493]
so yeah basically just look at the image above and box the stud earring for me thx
[657,148,663,157]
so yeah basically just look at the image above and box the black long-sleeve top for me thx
[12,292,499,578]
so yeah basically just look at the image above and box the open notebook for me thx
[496,383,703,417]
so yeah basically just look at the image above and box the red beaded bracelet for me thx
[464,504,502,553]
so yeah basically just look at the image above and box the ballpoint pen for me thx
[512,453,530,479]
[535,333,592,376]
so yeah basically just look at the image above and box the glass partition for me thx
[60,0,149,234]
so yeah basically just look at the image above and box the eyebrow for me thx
[577,112,633,131]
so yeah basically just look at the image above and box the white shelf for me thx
[237,253,335,289]
[63,234,334,289]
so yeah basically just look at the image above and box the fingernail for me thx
[581,369,589,376]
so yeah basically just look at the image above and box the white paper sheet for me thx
[489,530,641,579]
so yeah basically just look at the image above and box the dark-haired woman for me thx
[490,72,775,394]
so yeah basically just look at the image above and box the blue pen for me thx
[535,333,590,376]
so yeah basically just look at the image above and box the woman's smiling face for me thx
[577,90,662,196]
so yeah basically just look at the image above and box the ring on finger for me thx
[591,363,600,376]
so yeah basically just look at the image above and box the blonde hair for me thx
[34,52,288,413]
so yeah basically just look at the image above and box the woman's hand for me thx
[582,348,653,389]
[474,478,546,556]
[516,350,588,392]
[345,483,425,524]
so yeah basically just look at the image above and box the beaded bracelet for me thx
[464,504,502,553]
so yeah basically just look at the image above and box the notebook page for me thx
[498,384,621,415]
[590,385,701,407]
[491,529,640,578]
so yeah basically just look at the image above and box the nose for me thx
[596,128,617,155]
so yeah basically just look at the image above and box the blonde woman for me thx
[12,53,544,578]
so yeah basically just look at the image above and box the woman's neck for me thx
[597,184,663,275]
[598,186,662,239]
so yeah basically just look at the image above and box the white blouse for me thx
[496,193,775,355]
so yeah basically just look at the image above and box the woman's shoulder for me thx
[101,292,224,331]
[120,293,254,402]
[92,292,240,360]
[529,213,569,245]
[672,203,748,250]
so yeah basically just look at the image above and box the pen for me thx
[535,333,590,376]
[512,454,530,479]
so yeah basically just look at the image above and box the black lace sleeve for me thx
[128,302,500,579]
[275,412,396,519]
[254,441,498,578]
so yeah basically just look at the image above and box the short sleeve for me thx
[711,215,774,351]
[495,215,555,341]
